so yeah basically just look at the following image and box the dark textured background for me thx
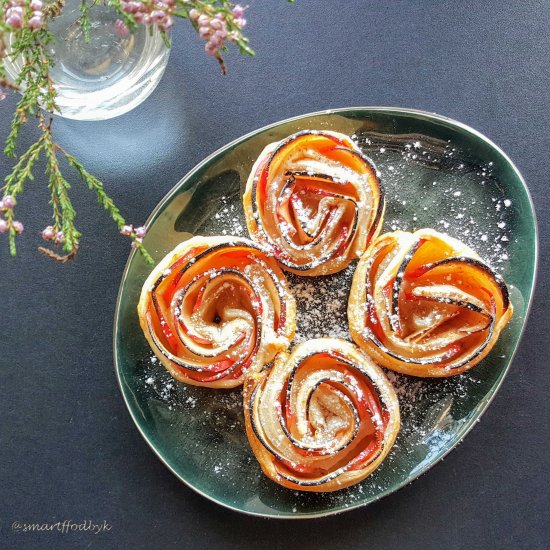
[1,1,549,548]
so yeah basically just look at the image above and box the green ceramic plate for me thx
[113,107,537,518]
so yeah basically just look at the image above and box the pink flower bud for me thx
[205,41,217,55]
[209,34,222,47]
[13,220,24,233]
[123,1,141,14]
[232,5,245,18]
[189,8,200,21]
[6,13,23,28]
[55,230,64,243]
[0,92,6,101]
[162,15,173,30]
[198,14,210,26]
[28,14,44,29]
[235,17,247,28]
[0,219,7,233]
[120,224,133,236]
[198,26,210,38]
[210,18,222,30]
[150,9,166,23]
[41,226,55,241]
[114,19,130,37]
[6,6,23,18]
[2,195,15,209]
[30,0,43,10]
[135,226,147,238]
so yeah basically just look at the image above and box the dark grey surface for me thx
[0,1,548,548]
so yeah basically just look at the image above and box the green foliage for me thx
[0,6,153,264]
[79,0,93,43]
[0,0,295,264]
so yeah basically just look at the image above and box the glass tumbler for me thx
[2,0,170,120]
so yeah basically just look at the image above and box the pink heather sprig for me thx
[0,194,24,235]
[38,221,148,251]
[120,0,174,31]
[120,223,148,248]
[189,3,247,58]
[113,1,253,71]
[41,225,66,245]
[3,0,45,30]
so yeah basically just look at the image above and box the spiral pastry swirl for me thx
[348,229,513,377]
[138,236,296,388]
[244,338,400,492]
[243,130,384,276]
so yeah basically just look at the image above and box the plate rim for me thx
[113,106,539,520]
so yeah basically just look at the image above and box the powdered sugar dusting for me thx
[133,129,514,512]
[289,267,354,343]
[354,133,514,273]
[214,196,246,236]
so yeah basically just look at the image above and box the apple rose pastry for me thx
[138,236,296,388]
[244,338,400,492]
[348,229,513,377]
[243,130,384,276]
